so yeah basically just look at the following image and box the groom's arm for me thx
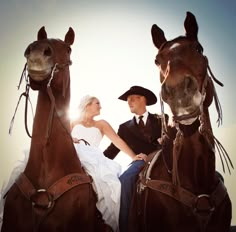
[103,142,120,160]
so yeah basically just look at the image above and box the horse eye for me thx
[67,46,71,54]
[155,59,160,65]
[155,55,161,66]
[196,44,203,54]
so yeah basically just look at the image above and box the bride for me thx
[71,95,146,231]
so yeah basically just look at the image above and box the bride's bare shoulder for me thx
[96,119,109,126]
[94,119,110,131]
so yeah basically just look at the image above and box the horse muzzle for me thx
[25,41,54,82]
[161,74,205,124]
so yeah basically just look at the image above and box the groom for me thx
[104,85,165,232]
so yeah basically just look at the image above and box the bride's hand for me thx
[72,137,80,143]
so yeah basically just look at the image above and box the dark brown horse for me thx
[129,12,233,232]
[1,27,105,232]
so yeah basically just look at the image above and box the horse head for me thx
[21,27,76,140]
[151,12,220,126]
[151,11,234,183]
[24,27,74,95]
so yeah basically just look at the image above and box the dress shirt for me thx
[135,111,148,125]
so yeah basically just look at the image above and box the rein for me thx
[9,64,34,138]
[9,61,72,141]
[45,62,73,142]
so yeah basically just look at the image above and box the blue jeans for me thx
[119,160,145,232]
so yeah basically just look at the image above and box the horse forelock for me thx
[158,36,203,53]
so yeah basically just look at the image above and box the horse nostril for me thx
[184,76,197,93]
[44,46,52,56]
[185,76,192,89]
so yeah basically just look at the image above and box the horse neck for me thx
[25,87,83,188]
[177,109,217,194]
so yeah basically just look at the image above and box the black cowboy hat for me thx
[118,86,157,106]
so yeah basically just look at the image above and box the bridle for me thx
[159,55,233,176]
[9,59,72,141]
[171,56,223,126]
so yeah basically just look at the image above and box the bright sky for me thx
[0,0,235,224]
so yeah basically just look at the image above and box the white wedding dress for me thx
[0,149,29,230]
[71,124,122,231]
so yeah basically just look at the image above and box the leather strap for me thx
[140,178,227,211]
[16,172,92,203]
[139,150,161,183]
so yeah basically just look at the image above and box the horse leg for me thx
[2,185,34,232]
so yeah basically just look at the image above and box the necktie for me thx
[138,115,145,128]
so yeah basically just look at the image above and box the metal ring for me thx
[30,189,54,209]
[193,194,215,213]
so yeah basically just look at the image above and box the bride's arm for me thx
[99,120,146,161]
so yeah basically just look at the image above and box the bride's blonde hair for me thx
[77,95,97,120]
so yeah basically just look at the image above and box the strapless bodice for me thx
[71,124,103,147]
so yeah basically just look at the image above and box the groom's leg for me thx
[119,160,145,232]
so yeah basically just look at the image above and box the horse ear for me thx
[37,26,47,40]
[184,12,198,40]
[64,27,75,46]
[151,24,167,49]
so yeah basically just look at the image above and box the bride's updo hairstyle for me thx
[78,95,97,120]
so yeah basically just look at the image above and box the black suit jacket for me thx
[104,113,166,159]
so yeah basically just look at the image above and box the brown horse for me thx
[129,12,233,232]
[1,27,105,232]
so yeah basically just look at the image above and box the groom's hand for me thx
[134,153,147,162]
